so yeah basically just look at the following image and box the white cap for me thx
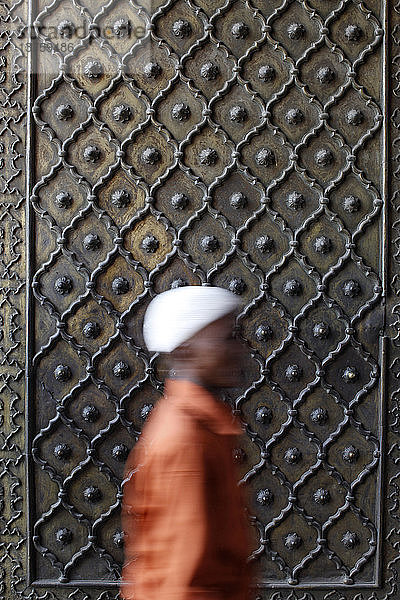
[143,286,240,353]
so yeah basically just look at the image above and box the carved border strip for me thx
[0,0,29,599]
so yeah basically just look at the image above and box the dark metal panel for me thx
[28,0,386,591]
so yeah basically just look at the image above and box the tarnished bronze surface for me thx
[3,0,400,598]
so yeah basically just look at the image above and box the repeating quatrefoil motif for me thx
[30,0,383,588]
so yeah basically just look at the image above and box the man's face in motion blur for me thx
[171,313,245,389]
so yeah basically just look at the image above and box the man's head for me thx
[143,286,245,388]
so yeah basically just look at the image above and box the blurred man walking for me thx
[121,286,250,600]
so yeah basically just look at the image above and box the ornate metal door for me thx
[2,0,400,598]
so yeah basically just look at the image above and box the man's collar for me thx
[164,378,241,436]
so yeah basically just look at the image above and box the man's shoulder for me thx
[141,397,203,450]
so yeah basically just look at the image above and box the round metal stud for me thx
[285,108,304,125]
[113,361,130,379]
[112,104,133,123]
[83,485,102,503]
[341,531,359,549]
[229,277,246,295]
[285,364,303,382]
[255,235,274,253]
[171,102,191,121]
[316,66,335,84]
[344,24,362,42]
[313,322,330,339]
[58,20,75,39]
[112,443,129,462]
[286,191,304,211]
[232,447,246,463]
[255,147,275,167]
[315,148,333,167]
[83,233,101,251]
[84,60,103,79]
[200,235,219,252]
[53,443,72,460]
[229,105,248,123]
[229,191,247,209]
[55,104,73,121]
[256,488,274,505]
[141,234,159,254]
[231,22,249,39]
[342,445,359,463]
[55,191,73,209]
[113,529,124,548]
[56,527,73,545]
[255,324,273,342]
[313,236,332,254]
[170,192,189,209]
[284,447,302,464]
[200,61,219,80]
[255,405,272,424]
[346,109,364,125]
[170,278,187,289]
[111,188,131,208]
[82,321,101,339]
[283,279,302,296]
[310,407,328,425]
[342,279,360,297]
[342,195,361,213]
[54,364,72,382]
[113,18,131,38]
[54,276,73,295]
[287,23,305,40]
[143,62,162,79]
[83,145,101,163]
[258,64,275,82]
[172,19,192,38]
[342,366,359,383]
[285,532,302,550]
[140,403,154,420]
[199,147,218,166]
[82,404,99,423]
[112,276,130,295]
[142,147,161,165]
[313,488,330,504]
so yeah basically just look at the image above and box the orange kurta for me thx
[121,379,250,600]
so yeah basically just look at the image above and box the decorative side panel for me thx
[0,1,29,599]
